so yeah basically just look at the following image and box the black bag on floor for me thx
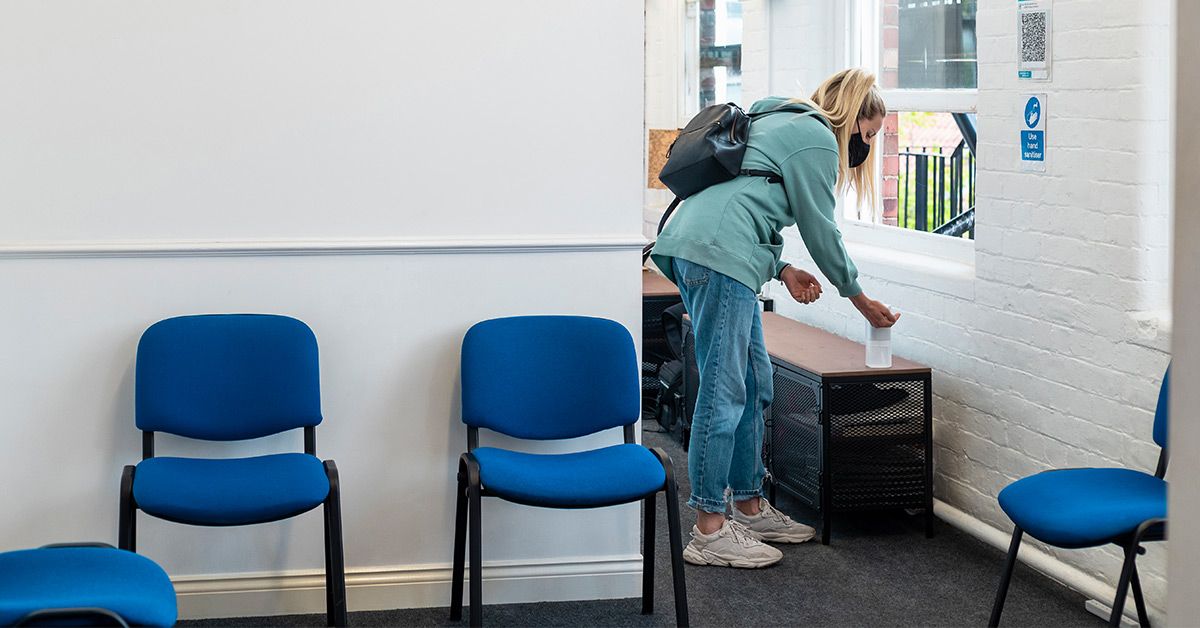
[654,303,700,448]
[654,303,689,431]
[656,359,685,430]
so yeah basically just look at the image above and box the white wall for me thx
[0,1,643,244]
[763,0,1174,613]
[1168,0,1199,621]
[0,1,647,619]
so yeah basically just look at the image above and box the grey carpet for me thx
[182,429,1103,627]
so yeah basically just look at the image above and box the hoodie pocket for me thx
[750,229,785,282]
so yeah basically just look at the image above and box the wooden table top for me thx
[642,269,680,297]
[760,312,930,378]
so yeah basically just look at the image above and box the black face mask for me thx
[848,121,871,168]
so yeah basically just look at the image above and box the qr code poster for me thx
[1017,0,1052,80]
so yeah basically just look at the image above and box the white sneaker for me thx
[681,519,783,568]
[732,498,816,543]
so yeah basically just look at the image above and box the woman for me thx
[650,69,899,568]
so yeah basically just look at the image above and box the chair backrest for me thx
[136,314,322,441]
[461,315,640,440]
[1153,363,1170,449]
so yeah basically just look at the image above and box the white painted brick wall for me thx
[645,0,681,130]
[763,0,1173,611]
[750,0,839,101]
[740,0,771,105]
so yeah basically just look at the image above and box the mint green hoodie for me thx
[650,97,862,297]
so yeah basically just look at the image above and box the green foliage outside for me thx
[895,112,973,236]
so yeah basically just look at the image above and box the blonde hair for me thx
[790,68,887,207]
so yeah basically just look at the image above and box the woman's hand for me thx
[781,265,823,304]
[850,293,900,327]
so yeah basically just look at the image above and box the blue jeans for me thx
[673,258,773,513]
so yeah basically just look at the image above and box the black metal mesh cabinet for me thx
[761,313,933,545]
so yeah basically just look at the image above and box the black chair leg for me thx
[118,465,136,552]
[324,498,334,624]
[468,476,483,628]
[988,527,1023,627]
[1130,560,1150,627]
[323,461,348,627]
[642,493,656,615]
[1110,541,1140,627]
[664,472,689,627]
[450,466,468,621]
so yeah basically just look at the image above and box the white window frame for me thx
[682,0,700,124]
[835,0,978,267]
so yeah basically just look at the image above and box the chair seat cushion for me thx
[472,444,666,507]
[998,468,1166,548]
[0,546,176,627]
[134,453,329,526]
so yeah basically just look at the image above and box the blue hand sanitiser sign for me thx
[1021,94,1046,172]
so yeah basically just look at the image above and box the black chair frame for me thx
[989,449,1169,627]
[16,607,131,628]
[119,426,347,627]
[448,424,689,628]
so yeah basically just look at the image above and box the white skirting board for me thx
[173,555,644,620]
[933,499,1164,625]
[174,503,1158,621]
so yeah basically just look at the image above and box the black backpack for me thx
[654,303,695,436]
[643,102,817,263]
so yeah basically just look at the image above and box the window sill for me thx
[842,239,975,298]
[648,199,978,298]
[783,222,976,299]
[839,219,975,266]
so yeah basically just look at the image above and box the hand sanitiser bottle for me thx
[865,309,895,368]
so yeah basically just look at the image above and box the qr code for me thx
[1020,12,1047,63]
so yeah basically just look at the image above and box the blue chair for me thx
[0,543,176,626]
[450,316,689,627]
[989,366,1169,627]
[119,314,347,626]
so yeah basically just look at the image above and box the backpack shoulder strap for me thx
[643,195,683,263]
[748,106,831,130]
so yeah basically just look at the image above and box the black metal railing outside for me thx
[898,140,975,239]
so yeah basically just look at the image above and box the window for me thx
[855,0,978,240]
[699,1,743,109]
[891,112,976,235]
[684,0,744,118]
[884,0,977,90]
